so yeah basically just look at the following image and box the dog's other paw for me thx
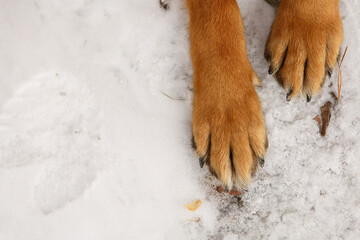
[265,0,343,101]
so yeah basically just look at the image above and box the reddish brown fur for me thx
[187,0,267,189]
[266,0,343,100]
[186,0,343,189]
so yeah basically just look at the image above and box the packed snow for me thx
[0,0,359,239]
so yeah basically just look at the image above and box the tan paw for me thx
[265,0,343,101]
[192,78,268,190]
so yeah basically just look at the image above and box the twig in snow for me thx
[161,91,185,101]
[337,46,348,103]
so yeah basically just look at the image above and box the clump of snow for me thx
[0,0,359,239]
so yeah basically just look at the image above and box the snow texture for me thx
[0,0,359,239]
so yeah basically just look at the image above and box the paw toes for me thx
[208,124,234,187]
[325,27,344,70]
[265,41,288,75]
[192,118,210,156]
[248,104,267,159]
[274,41,307,100]
[252,72,262,87]
[303,43,327,97]
[230,133,255,188]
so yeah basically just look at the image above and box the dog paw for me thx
[265,0,343,101]
[192,74,268,190]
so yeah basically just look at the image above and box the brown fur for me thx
[265,0,343,100]
[185,0,343,190]
[187,0,267,189]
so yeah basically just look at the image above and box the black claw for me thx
[327,69,333,78]
[286,89,293,101]
[199,157,205,168]
[159,0,168,9]
[258,158,265,167]
[264,52,271,62]
[306,95,312,102]
[268,66,274,75]
[191,135,197,150]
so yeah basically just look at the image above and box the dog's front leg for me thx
[187,0,268,190]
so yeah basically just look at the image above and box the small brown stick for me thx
[337,46,348,103]
[160,91,185,101]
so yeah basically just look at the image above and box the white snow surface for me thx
[0,0,359,239]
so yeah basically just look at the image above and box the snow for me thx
[0,0,359,239]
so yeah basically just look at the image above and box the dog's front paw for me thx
[265,0,343,101]
[192,78,268,190]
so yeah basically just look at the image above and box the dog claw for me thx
[327,69,333,78]
[258,158,265,167]
[160,0,168,10]
[199,157,205,168]
[286,89,293,101]
[268,66,274,75]
[306,94,312,102]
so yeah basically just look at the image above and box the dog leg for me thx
[188,0,268,190]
